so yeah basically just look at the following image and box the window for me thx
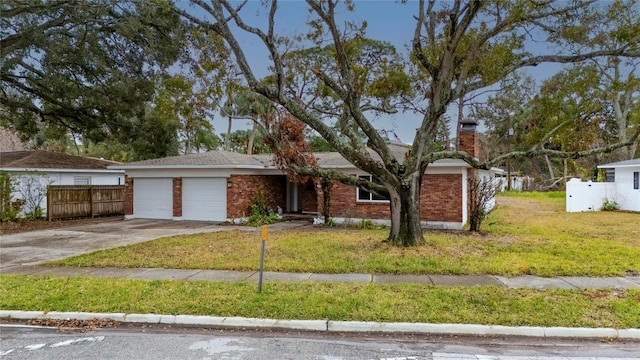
[605,169,615,182]
[74,176,91,185]
[634,171,639,190]
[357,175,389,202]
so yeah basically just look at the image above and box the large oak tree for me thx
[174,0,639,246]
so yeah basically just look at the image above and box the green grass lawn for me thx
[50,193,640,277]
[1,275,638,328]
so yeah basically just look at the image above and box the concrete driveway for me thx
[0,219,247,269]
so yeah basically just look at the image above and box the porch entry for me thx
[286,178,318,214]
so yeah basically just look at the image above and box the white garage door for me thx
[134,178,173,219]
[182,178,227,221]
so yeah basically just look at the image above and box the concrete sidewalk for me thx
[2,265,639,289]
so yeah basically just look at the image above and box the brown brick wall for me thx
[124,175,133,215]
[172,177,182,217]
[300,179,319,213]
[227,175,287,218]
[459,129,478,158]
[420,173,463,222]
[329,182,391,219]
[328,174,463,223]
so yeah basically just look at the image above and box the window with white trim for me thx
[634,171,639,190]
[357,175,389,202]
[605,169,615,182]
[74,176,91,185]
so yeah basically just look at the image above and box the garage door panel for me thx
[182,178,226,221]
[134,178,173,219]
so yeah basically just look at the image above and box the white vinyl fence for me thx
[565,178,616,212]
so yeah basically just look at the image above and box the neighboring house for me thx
[111,122,500,229]
[566,158,640,212]
[0,150,125,215]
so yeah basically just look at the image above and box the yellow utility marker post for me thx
[258,225,268,293]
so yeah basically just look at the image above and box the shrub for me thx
[16,172,52,219]
[602,199,619,212]
[1,172,21,222]
[468,175,499,232]
[244,189,282,226]
[2,199,24,222]
[358,219,374,229]
[25,205,44,220]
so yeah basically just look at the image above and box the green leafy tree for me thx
[220,90,276,155]
[475,1,640,186]
[127,108,180,161]
[81,140,131,163]
[221,129,270,155]
[1,0,184,144]
[307,135,335,152]
[154,75,220,154]
[176,0,639,246]
[219,63,246,151]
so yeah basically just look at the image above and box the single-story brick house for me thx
[0,150,124,215]
[110,123,498,229]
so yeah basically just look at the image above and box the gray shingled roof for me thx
[111,150,268,168]
[111,144,468,170]
[0,150,119,170]
[597,158,640,168]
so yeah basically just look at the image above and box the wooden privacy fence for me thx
[47,185,125,221]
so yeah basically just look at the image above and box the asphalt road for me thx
[1,324,639,360]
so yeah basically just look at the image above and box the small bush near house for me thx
[602,199,619,211]
[2,199,24,222]
[25,205,44,220]
[468,176,499,232]
[245,189,281,226]
[16,172,52,220]
[1,172,18,222]
[358,219,375,229]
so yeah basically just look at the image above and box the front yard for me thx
[2,276,639,328]
[50,193,640,277]
[3,192,640,328]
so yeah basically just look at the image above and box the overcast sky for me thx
[186,0,564,144]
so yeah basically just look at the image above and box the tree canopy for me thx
[1,0,184,143]
[3,1,638,246]
[175,0,640,246]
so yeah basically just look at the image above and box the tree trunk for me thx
[247,114,258,155]
[544,154,555,182]
[225,115,232,151]
[387,173,424,247]
[321,178,332,220]
[630,138,639,160]
[562,158,567,188]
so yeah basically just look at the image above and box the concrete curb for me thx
[1,310,638,339]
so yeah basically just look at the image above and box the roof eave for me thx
[0,167,124,173]
[597,164,640,169]
[108,164,274,170]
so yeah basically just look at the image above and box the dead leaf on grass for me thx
[494,236,517,245]
[582,289,627,299]
[27,317,120,332]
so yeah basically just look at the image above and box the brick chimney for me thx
[458,118,479,159]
